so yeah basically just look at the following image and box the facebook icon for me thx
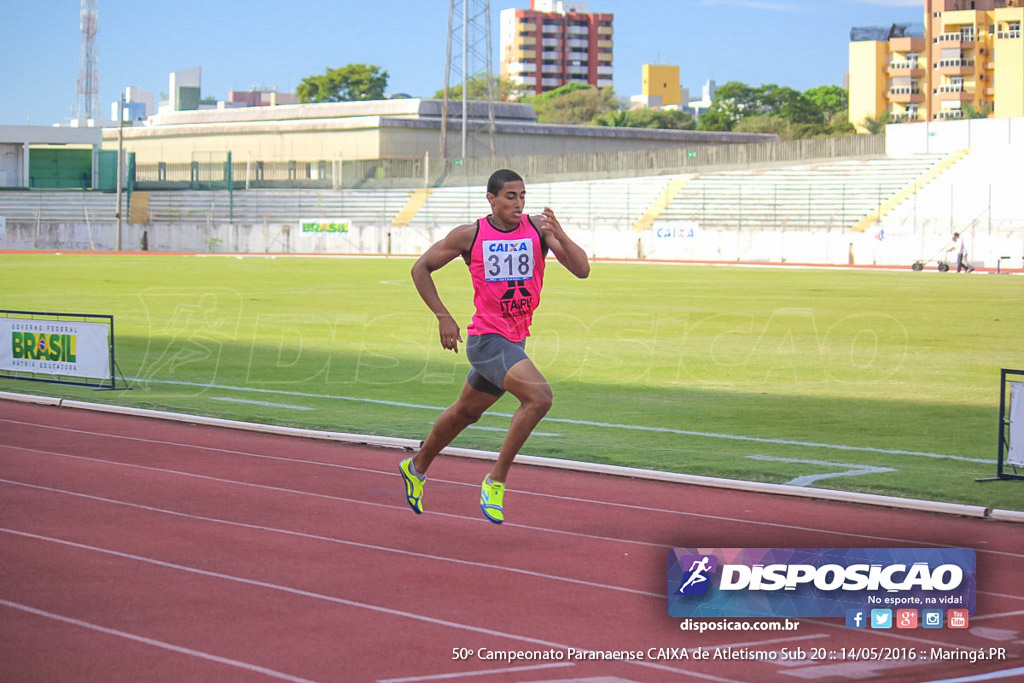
[846,609,867,629]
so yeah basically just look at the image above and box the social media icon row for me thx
[846,609,969,629]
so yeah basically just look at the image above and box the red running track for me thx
[1,397,1022,683]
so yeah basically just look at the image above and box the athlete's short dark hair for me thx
[487,169,523,196]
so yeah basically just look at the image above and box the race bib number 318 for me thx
[483,239,535,282]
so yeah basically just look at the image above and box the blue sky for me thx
[1,0,923,126]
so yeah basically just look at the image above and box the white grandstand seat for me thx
[658,155,948,231]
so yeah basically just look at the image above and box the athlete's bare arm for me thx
[411,223,477,353]
[534,207,590,279]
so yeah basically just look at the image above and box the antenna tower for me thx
[441,0,496,161]
[76,0,100,121]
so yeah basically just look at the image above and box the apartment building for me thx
[499,1,613,95]
[849,0,1023,129]
[641,64,683,107]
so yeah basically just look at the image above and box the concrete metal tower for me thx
[75,0,100,121]
[441,0,496,160]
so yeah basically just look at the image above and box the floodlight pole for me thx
[461,4,468,159]
[442,0,496,161]
[115,93,124,251]
[441,0,454,160]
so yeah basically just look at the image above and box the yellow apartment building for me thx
[641,65,682,107]
[849,0,1024,130]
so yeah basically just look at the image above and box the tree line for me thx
[294,63,868,140]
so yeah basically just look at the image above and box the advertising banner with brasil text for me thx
[668,548,975,619]
[0,317,110,380]
[301,220,349,234]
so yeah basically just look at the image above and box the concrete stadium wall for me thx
[0,125,104,189]
[0,220,435,256]
[5,219,1019,271]
[113,121,782,167]
[0,144,21,187]
[103,98,779,165]
[886,116,1024,156]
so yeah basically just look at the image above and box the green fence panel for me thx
[97,150,118,190]
[29,149,93,189]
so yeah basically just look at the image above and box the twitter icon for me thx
[871,609,893,629]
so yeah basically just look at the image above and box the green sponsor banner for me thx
[301,220,349,234]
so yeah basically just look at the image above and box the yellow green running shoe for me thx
[399,458,424,514]
[480,476,506,524]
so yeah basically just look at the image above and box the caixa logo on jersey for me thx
[667,548,976,618]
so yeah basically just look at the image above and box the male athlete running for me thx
[399,169,590,523]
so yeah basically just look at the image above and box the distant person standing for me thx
[947,232,974,273]
[399,169,590,524]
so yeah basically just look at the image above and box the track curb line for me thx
[0,391,1008,522]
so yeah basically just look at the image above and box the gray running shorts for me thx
[465,334,528,397]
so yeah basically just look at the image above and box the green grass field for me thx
[3,252,1023,511]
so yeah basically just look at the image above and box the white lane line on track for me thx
[4,453,1016,659]
[744,454,895,486]
[211,397,315,411]
[0,527,747,683]
[5,474,1022,664]
[0,598,321,683]
[921,666,1024,683]
[0,477,661,599]
[376,662,574,683]
[0,398,996,522]
[2,437,1022,560]
[466,425,561,437]
[969,608,1024,621]
[128,379,990,463]
[6,404,1021,674]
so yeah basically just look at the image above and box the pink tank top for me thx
[467,216,546,341]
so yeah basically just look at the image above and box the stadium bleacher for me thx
[0,156,947,234]
[0,190,117,222]
[878,148,1024,234]
[655,154,950,232]
[403,175,673,232]
[2,144,1019,267]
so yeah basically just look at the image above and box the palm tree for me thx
[961,102,992,119]
[862,112,890,135]
[594,110,628,127]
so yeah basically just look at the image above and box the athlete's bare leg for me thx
[488,358,552,483]
[411,381,501,475]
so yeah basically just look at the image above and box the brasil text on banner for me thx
[300,220,349,233]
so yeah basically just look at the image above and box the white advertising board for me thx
[0,317,110,380]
